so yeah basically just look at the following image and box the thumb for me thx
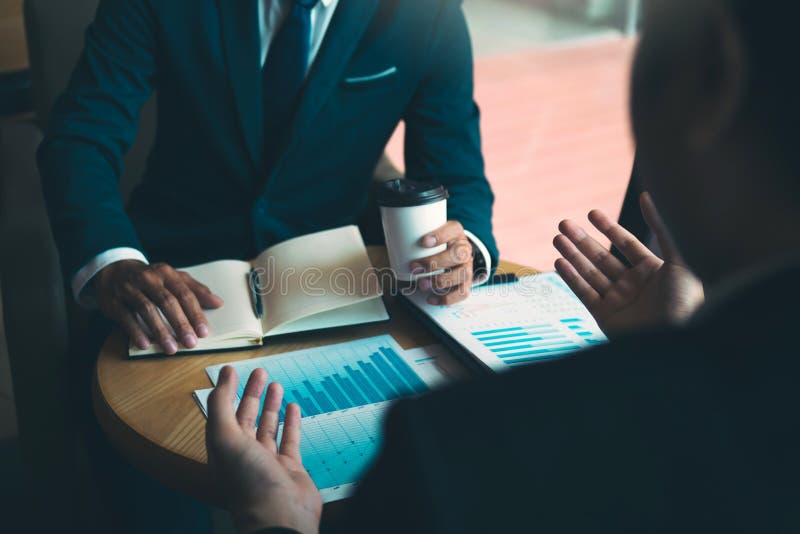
[639,192,685,265]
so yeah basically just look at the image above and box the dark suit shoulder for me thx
[347,274,800,532]
[389,315,800,532]
[410,315,800,449]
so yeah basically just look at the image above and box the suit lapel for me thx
[217,0,263,178]
[264,0,381,185]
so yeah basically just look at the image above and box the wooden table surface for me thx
[93,247,531,503]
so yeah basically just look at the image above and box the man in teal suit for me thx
[39,0,498,355]
[37,1,498,530]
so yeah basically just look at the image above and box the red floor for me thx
[386,37,636,270]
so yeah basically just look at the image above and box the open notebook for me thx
[129,226,389,358]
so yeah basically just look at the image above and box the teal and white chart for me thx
[194,337,460,502]
[406,271,607,372]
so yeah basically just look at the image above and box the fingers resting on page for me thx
[93,259,224,354]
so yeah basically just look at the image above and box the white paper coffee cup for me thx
[378,179,449,282]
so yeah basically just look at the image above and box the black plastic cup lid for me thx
[377,178,449,207]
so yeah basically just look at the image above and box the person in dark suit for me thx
[39,0,498,356]
[204,0,800,532]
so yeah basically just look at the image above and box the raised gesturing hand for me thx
[553,192,704,337]
[206,366,322,534]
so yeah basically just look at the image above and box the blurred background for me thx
[0,0,637,522]
[385,0,637,270]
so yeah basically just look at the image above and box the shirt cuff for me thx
[463,229,492,287]
[71,247,149,308]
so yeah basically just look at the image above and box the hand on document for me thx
[94,260,224,354]
[552,192,704,337]
[206,366,322,534]
[412,220,475,306]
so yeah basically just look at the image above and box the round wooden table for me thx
[93,247,530,503]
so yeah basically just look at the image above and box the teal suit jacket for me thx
[39,0,499,278]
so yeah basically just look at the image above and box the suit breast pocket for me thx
[339,66,398,92]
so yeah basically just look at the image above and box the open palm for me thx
[206,367,322,534]
[553,192,704,337]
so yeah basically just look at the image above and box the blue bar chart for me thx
[205,336,428,422]
[196,343,457,503]
[279,401,389,502]
[405,271,608,371]
[198,343,458,502]
[471,317,601,366]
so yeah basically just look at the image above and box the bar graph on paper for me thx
[276,401,389,502]
[194,391,390,502]
[200,337,457,502]
[406,272,607,371]
[205,335,428,422]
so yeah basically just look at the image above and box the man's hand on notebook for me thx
[94,260,224,354]
[552,192,704,337]
[412,220,474,306]
[206,366,322,534]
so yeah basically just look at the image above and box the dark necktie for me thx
[262,0,320,170]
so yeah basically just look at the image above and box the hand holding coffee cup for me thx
[378,179,475,306]
[412,220,475,306]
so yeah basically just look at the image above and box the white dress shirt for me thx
[72,0,491,305]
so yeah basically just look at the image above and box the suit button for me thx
[255,200,267,216]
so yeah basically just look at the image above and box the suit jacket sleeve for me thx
[37,0,156,280]
[402,0,499,266]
